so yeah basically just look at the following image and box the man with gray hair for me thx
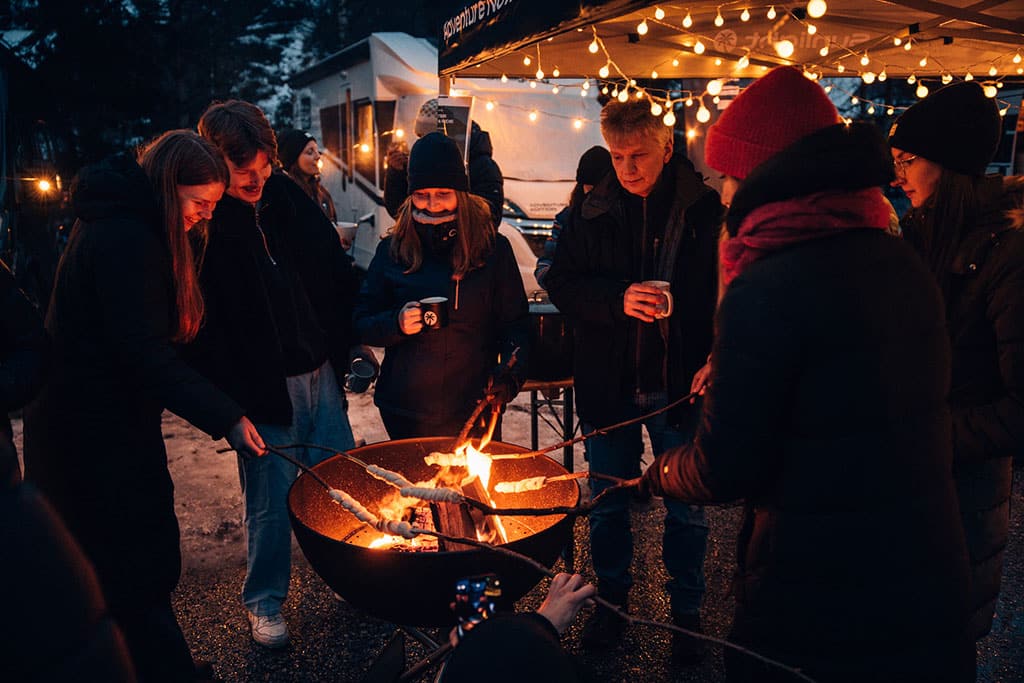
[545,99,721,664]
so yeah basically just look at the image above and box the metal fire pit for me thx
[287,437,579,626]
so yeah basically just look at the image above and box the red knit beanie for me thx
[705,67,841,180]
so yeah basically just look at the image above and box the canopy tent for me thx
[440,0,1024,84]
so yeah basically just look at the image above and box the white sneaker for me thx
[247,611,289,648]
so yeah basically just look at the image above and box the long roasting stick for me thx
[455,346,520,446]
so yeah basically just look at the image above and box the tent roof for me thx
[440,0,1024,81]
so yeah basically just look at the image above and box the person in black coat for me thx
[544,99,721,660]
[890,81,1024,640]
[191,100,362,650]
[643,67,974,683]
[385,99,504,227]
[23,130,265,682]
[354,132,529,439]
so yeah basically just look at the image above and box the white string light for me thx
[807,0,828,19]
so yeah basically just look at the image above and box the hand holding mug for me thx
[624,281,673,322]
[398,301,423,335]
[386,147,409,172]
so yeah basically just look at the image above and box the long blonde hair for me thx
[138,130,228,342]
[389,191,496,277]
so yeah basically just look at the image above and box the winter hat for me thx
[407,132,469,192]
[705,66,840,180]
[889,81,1001,176]
[414,98,440,138]
[576,146,613,185]
[276,129,315,169]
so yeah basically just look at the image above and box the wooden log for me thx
[462,476,509,544]
[430,500,477,552]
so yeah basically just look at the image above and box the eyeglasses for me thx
[893,155,919,177]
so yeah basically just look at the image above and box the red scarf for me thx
[721,188,892,286]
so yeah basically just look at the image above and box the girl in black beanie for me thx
[353,133,530,438]
[276,129,343,245]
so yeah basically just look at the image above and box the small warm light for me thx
[712,94,721,102]
[551,85,560,94]
[714,58,723,66]
[807,24,817,35]
[1000,106,1009,117]
[599,64,610,78]
[618,89,630,102]
[528,110,538,121]
[819,46,829,57]
[867,105,875,114]
[893,37,902,46]
[395,129,405,138]
[655,7,665,20]
[860,53,870,66]
[737,54,750,69]
[907,74,916,84]
[611,87,619,97]
[696,105,711,123]
[767,5,777,19]
[580,88,587,97]
[38,179,52,192]
[887,107,895,115]
[359,143,370,153]
[635,89,645,99]
[714,10,724,27]
[552,67,560,77]
[651,101,663,116]
[984,84,998,98]
[807,0,827,18]
[878,70,887,81]
[862,71,876,84]
[1014,52,1022,64]
[694,40,706,55]
[686,128,697,139]
[582,80,591,89]
[918,56,928,68]
[989,65,998,76]
[573,118,584,129]
[529,80,537,88]
[651,70,659,79]
[589,39,599,54]
[685,97,694,107]
[672,58,680,67]
[941,73,952,84]
[965,71,974,81]
[824,84,832,93]
[637,19,649,35]
[774,40,794,58]
[998,81,1004,88]
[601,85,609,94]
[836,64,845,73]
[851,96,859,105]
[485,101,495,111]
[916,83,929,98]
[741,8,751,21]
[523,55,531,66]
[707,79,723,96]
[903,41,912,51]
[663,111,677,126]
[682,12,693,28]
[536,68,545,80]
[501,74,508,83]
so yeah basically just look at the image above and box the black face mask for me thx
[413,216,457,254]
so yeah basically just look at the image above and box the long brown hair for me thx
[389,191,496,277]
[138,130,228,342]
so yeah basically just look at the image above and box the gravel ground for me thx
[168,407,1024,682]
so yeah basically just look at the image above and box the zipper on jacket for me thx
[254,205,278,266]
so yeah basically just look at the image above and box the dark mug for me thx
[345,357,377,393]
[420,297,449,330]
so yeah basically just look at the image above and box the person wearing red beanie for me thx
[545,99,722,666]
[891,80,1024,642]
[642,67,974,681]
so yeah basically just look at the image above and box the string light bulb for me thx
[836,64,845,73]
[903,41,912,51]
[672,58,680,67]
[635,89,645,99]
[686,128,697,140]
[651,70,659,79]
[651,101,663,116]
[663,111,677,127]
[573,118,584,129]
[860,53,870,66]
[824,84,832,93]
[862,71,876,84]
[989,65,998,76]
[878,70,887,81]
[617,89,630,103]
[529,81,537,88]
[694,40,706,55]
[741,8,751,21]
[523,55,531,66]
[964,71,974,81]
[501,74,508,83]
[819,46,829,57]
[807,24,817,35]
[807,0,827,18]
[1014,52,1022,64]
[893,37,902,46]
[696,104,711,123]
[552,67,560,77]
[601,85,609,94]
[887,107,895,115]
[580,87,587,96]
[528,110,538,122]
[551,85,559,94]
[714,57,723,66]
[851,96,859,105]
[682,12,693,28]
[916,83,929,98]
[714,10,724,27]
[685,97,694,107]
[767,5,777,19]
[582,79,590,90]
[655,7,665,20]
[707,79,723,96]
[588,39,599,54]
[599,63,610,78]
[907,74,916,84]
[485,101,495,111]
[637,19,649,35]
[918,56,927,68]
[983,84,997,98]
[867,105,875,114]
[536,68,545,80]
[941,73,952,84]
[737,54,750,69]
[774,40,794,58]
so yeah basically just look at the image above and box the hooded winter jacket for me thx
[903,175,1024,639]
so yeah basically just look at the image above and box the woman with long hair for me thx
[24,130,265,682]
[890,81,1024,642]
[353,132,529,438]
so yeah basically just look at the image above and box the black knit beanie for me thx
[277,129,315,169]
[576,146,612,185]
[889,82,1001,176]
[407,132,469,192]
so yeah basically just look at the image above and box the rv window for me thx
[298,96,312,130]
[375,101,397,191]
[318,103,348,168]
[354,100,375,183]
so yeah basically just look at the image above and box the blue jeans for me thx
[584,396,708,614]
[239,361,354,616]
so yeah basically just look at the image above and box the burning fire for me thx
[365,441,507,550]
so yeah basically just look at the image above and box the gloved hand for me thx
[485,366,521,406]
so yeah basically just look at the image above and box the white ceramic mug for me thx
[642,280,673,319]
[334,221,358,246]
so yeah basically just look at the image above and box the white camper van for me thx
[289,32,605,292]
